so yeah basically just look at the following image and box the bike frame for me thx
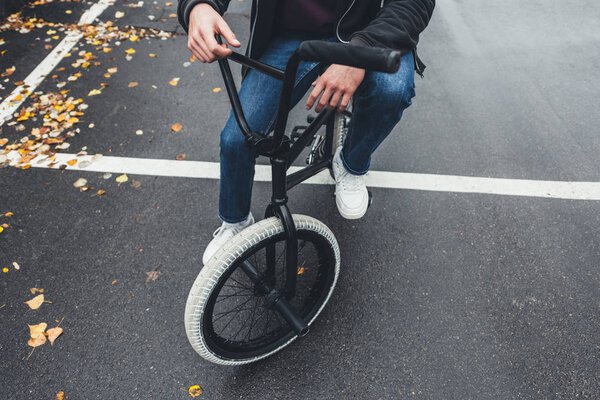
[217,48,339,302]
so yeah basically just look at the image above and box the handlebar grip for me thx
[298,41,401,73]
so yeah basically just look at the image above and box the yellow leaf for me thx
[4,211,13,217]
[47,326,64,345]
[97,189,106,196]
[297,266,305,276]
[129,35,139,42]
[128,81,139,88]
[30,288,44,294]
[29,322,47,339]
[188,385,203,398]
[88,89,102,96]
[212,87,222,93]
[0,226,3,234]
[2,267,8,273]
[25,294,45,310]
[125,48,136,55]
[28,333,47,347]
[67,159,77,166]
[108,67,118,74]
[169,77,179,86]
[116,174,128,184]
[56,390,65,400]
[170,122,183,133]
[148,53,157,58]
[21,164,31,170]
[65,10,72,14]
[103,47,112,53]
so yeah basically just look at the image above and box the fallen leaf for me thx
[212,87,222,93]
[170,122,183,133]
[73,178,87,188]
[111,279,118,285]
[115,11,125,18]
[176,153,186,160]
[188,385,203,398]
[102,173,112,179]
[131,179,141,188]
[2,267,8,273]
[97,189,106,196]
[56,390,65,400]
[46,326,63,345]
[148,53,157,58]
[29,322,47,339]
[116,174,128,184]
[146,271,160,282]
[30,288,44,294]
[128,81,139,88]
[297,266,305,276]
[12,261,20,270]
[88,89,102,96]
[67,159,77,166]
[25,294,44,310]
[135,129,143,135]
[28,333,47,347]
[107,67,118,74]
[169,77,179,86]
[125,48,136,55]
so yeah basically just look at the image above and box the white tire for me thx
[184,214,340,366]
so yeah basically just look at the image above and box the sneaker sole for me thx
[335,195,368,220]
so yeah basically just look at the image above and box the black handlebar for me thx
[298,41,401,73]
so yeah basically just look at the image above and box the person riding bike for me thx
[176,0,435,264]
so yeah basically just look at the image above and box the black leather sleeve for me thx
[349,0,435,51]
[177,0,230,32]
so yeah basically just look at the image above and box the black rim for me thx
[201,228,336,360]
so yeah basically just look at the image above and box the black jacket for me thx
[177,0,435,75]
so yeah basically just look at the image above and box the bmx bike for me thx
[184,39,401,365]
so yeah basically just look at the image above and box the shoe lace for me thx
[340,171,364,192]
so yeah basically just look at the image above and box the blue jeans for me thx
[219,32,415,223]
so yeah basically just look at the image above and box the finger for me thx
[189,36,209,62]
[316,87,334,113]
[338,93,351,113]
[306,80,324,110]
[188,37,207,62]
[200,29,231,60]
[217,19,241,47]
[328,90,342,110]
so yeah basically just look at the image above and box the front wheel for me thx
[184,215,340,365]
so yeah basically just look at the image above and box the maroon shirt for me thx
[276,0,337,35]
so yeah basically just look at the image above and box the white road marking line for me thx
[7,151,600,201]
[0,0,113,126]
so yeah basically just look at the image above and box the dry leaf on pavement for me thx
[28,333,47,347]
[25,294,45,310]
[169,77,179,86]
[116,174,128,184]
[30,288,44,294]
[73,178,87,188]
[56,390,65,400]
[212,87,222,93]
[176,153,186,160]
[170,122,183,133]
[146,271,160,282]
[29,322,47,339]
[128,81,139,88]
[188,385,203,398]
[47,326,64,345]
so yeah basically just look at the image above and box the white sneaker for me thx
[202,213,255,264]
[332,147,369,219]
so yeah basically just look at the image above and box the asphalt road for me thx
[1,0,600,399]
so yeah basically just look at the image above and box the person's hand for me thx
[306,64,365,113]
[187,3,240,63]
